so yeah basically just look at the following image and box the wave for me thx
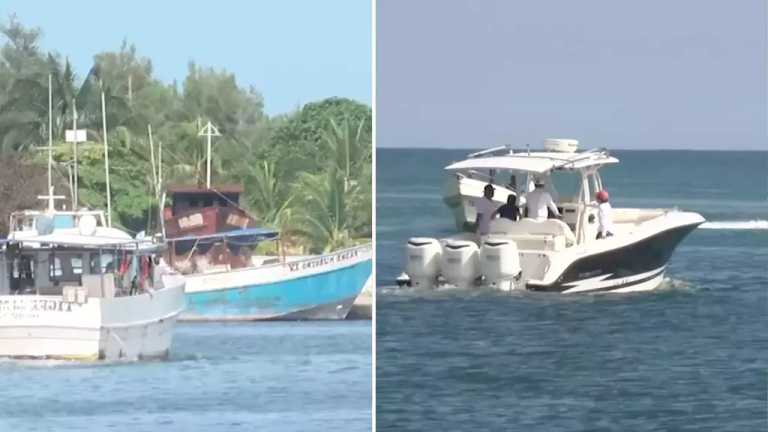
[700,220,768,230]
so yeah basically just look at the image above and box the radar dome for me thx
[544,138,579,153]
[35,215,54,235]
[78,214,98,236]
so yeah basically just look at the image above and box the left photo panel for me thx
[0,0,372,430]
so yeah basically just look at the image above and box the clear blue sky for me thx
[378,0,766,150]
[0,0,371,116]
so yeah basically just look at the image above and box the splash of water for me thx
[700,220,768,230]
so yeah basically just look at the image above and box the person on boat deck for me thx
[475,184,500,236]
[525,179,561,221]
[596,190,614,239]
[495,194,521,221]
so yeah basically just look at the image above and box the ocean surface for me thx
[376,149,767,431]
[0,321,372,432]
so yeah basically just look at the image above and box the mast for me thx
[101,91,112,227]
[158,138,165,238]
[148,124,157,195]
[38,74,65,211]
[47,74,53,199]
[198,121,221,189]
[72,99,79,208]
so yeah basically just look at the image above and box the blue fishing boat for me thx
[162,186,372,320]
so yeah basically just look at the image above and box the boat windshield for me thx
[550,170,582,203]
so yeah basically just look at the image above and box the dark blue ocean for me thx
[376,149,767,431]
[0,321,371,431]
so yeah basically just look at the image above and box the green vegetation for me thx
[0,16,371,253]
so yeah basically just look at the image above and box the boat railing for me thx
[466,145,511,158]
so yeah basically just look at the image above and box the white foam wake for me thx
[700,220,768,230]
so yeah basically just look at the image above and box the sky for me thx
[0,0,371,116]
[378,0,767,150]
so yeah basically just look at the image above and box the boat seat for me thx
[487,218,576,250]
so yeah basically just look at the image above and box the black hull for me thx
[527,222,701,293]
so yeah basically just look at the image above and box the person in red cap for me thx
[596,190,614,239]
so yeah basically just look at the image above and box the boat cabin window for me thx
[89,252,116,274]
[550,170,582,203]
[49,253,83,284]
[11,215,35,231]
[189,198,199,208]
[54,215,75,229]
[9,255,35,292]
[203,198,213,207]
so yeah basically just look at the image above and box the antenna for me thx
[38,186,66,213]
[64,99,84,208]
[198,121,221,189]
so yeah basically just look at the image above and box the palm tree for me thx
[241,159,294,229]
[319,116,371,191]
[155,121,209,187]
[292,169,356,253]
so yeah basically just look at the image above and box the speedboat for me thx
[0,208,186,360]
[403,139,704,294]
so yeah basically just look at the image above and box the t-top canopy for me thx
[445,149,619,174]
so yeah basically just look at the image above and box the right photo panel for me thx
[376,0,767,430]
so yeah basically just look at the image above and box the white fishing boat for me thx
[403,139,705,294]
[0,75,185,360]
[0,208,185,360]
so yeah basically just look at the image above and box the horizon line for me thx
[376,146,767,152]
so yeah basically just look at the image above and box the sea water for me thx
[376,149,767,431]
[0,321,371,431]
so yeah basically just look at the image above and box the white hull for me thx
[404,210,704,294]
[0,277,185,361]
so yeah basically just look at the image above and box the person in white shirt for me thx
[525,179,561,221]
[595,190,614,239]
[475,184,500,236]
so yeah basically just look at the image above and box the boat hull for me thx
[0,280,186,361]
[527,221,701,293]
[181,245,373,321]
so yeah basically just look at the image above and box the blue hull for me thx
[181,259,372,321]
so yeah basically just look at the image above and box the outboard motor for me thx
[405,237,442,289]
[480,237,522,291]
[440,239,480,289]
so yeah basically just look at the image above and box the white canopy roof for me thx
[8,228,155,250]
[445,150,619,174]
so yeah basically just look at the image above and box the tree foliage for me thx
[0,17,371,252]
